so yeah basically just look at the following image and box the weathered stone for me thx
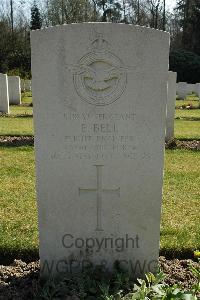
[31,23,169,278]
[165,71,177,142]
[8,76,21,105]
[0,73,9,113]
[177,82,187,100]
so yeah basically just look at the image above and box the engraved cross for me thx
[79,165,120,231]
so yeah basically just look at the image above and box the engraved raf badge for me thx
[68,33,127,106]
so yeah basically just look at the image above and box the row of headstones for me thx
[166,71,177,142]
[21,79,32,92]
[177,82,200,99]
[0,74,22,113]
[31,24,175,278]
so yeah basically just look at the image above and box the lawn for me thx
[10,105,33,116]
[0,114,33,136]
[0,146,199,262]
[176,99,199,109]
[21,91,32,104]
[174,119,200,140]
[0,105,33,136]
[174,100,200,140]
[176,94,200,104]
[0,146,38,262]
[175,108,200,119]
[0,93,33,136]
[161,149,200,254]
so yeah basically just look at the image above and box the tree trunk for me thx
[137,0,140,24]
[10,0,14,34]
[163,0,166,30]
[61,0,64,24]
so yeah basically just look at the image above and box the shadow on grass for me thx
[0,136,199,149]
[177,137,200,141]
[0,114,33,118]
[0,247,195,266]
[0,136,34,147]
[175,117,200,121]
[159,248,195,260]
[13,114,33,118]
[0,248,39,265]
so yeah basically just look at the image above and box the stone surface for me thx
[21,79,25,92]
[185,83,196,95]
[31,23,169,278]
[176,82,200,99]
[0,73,9,113]
[165,72,177,142]
[195,83,200,97]
[8,76,21,105]
[177,82,187,99]
[21,79,31,92]
[25,80,32,91]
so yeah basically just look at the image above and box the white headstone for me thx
[186,83,196,95]
[25,79,32,92]
[31,23,169,278]
[165,71,177,142]
[8,76,21,105]
[195,83,200,98]
[0,73,9,113]
[21,79,25,92]
[176,82,187,99]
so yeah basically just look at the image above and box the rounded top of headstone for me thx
[30,22,170,38]
[0,73,7,77]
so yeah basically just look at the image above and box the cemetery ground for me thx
[0,94,200,299]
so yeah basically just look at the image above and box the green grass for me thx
[161,149,200,253]
[0,146,38,257]
[0,94,33,136]
[174,119,200,140]
[174,99,200,140]
[0,115,34,136]
[185,94,200,101]
[175,108,200,119]
[177,93,200,102]
[10,105,33,115]
[21,91,32,104]
[0,147,199,259]
[176,99,200,108]
[0,104,33,136]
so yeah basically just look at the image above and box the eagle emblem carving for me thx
[68,33,127,106]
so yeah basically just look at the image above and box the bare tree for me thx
[91,0,98,20]
[163,0,166,30]
[147,0,162,29]
[10,0,14,33]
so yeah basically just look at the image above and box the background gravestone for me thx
[21,79,25,92]
[166,71,177,142]
[186,84,196,95]
[25,80,31,92]
[31,23,169,278]
[8,76,21,105]
[195,83,200,98]
[0,73,9,113]
[21,79,31,92]
[176,82,187,100]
